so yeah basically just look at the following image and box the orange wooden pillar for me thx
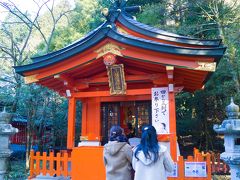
[67,97,76,149]
[81,99,87,137]
[87,97,101,140]
[80,97,101,141]
[167,66,177,161]
[169,90,177,161]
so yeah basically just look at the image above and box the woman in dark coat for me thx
[103,125,133,180]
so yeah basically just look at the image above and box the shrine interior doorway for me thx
[101,101,151,145]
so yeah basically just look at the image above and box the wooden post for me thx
[81,97,101,141]
[178,156,184,180]
[49,151,54,176]
[35,152,40,175]
[206,153,212,180]
[29,150,34,178]
[217,153,220,173]
[81,100,87,137]
[67,97,76,149]
[169,91,177,161]
[42,152,47,176]
[56,153,61,176]
[166,66,177,161]
[211,153,215,174]
[63,152,69,177]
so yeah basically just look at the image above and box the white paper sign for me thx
[167,162,178,177]
[151,87,169,134]
[185,162,207,177]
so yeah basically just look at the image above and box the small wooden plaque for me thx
[107,64,127,95]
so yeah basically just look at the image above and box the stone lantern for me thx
[0,107,18,179]
[214,98,240,179]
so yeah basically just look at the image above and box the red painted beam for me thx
[72,88,152,98]
[75,73,167,84]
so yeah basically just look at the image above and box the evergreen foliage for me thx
[133,0,240,151]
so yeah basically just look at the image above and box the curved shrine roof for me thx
[14,2,226,93]
[15,27,225,75]
[117,13,222,47]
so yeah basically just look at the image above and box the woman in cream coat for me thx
[132,125,174,180]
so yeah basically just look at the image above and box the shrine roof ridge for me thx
[117,13,222,46]
[109,29,226,57]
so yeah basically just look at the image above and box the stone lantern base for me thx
[0,108,18,179]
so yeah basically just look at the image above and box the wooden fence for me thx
[194,149,230,175]
[168,150,212,180]
[210,152,230,175]
[29,150,71,179]
[28,148,229,180]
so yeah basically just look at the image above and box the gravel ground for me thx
[7,160,28,180]
[212,175,231,180]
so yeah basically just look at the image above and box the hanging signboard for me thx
[185,162,207,177]
[151,87,169,134]
[107,64,127,95]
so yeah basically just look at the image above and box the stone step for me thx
[30,173,70,180]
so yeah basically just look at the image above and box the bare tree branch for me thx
[0,56,11,59]
[43,0,73,52]
[193,27,219,36]
[0,77,16,85]
[0,1,32,28]
[0,21,28,25]
[0,0,51,54]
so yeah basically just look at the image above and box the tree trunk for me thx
[25,117,33,171]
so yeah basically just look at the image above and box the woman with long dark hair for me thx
[133,125,174,180]
[103,125,133,180]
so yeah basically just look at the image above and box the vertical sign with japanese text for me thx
[152,87,169,134]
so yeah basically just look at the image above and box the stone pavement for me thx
[31,174,70,180]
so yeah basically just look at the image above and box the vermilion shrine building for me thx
[14,1,225,179]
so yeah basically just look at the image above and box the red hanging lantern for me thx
[103,53,117,66]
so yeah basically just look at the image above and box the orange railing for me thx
[193,149,230,175]
[28,150,71,179]
[210,152,230,175]
[167,149,212,180]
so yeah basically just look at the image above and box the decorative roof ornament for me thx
[226,97,239,119]
[102,0,141,21]
[95,43,125,58]
[110,0,128,9]
[102,8,109,17]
